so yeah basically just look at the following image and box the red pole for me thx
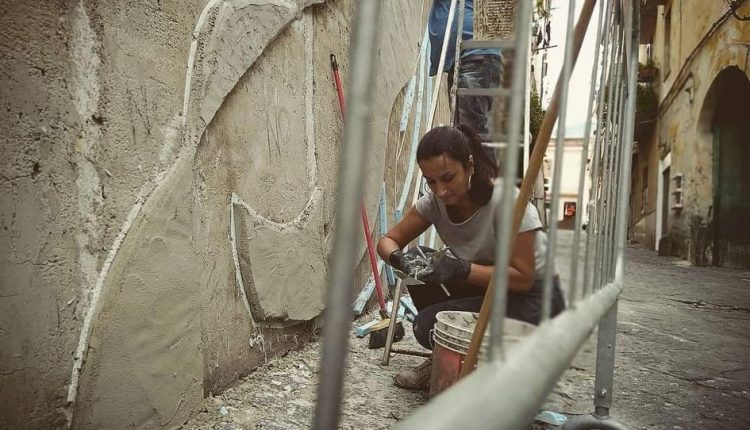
[330,54,387,314]
[331,54,347,116]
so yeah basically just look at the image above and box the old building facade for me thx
[631,0,750,269]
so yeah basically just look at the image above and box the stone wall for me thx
[650,1,750,265]
[0,0,425,427]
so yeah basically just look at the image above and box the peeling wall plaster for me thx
[656,12,750,266]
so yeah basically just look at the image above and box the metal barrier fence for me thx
[313,0,640,428]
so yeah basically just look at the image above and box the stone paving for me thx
[185,231,750,429]
[550,231,750,429]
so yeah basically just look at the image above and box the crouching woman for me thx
[376,125,565,390]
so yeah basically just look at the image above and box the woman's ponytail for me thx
[455,124,498,205]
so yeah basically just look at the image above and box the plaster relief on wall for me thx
[198,10,324,323]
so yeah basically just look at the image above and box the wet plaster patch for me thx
[231,189,325,322]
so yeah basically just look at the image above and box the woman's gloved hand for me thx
[420,253,471,285]
[388,249,418,275]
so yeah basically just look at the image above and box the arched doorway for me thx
[702,67,750,269]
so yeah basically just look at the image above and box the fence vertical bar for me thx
[594,0,639,419]
[602,67,627,285]
[614,0,639,286]
[606,81,627,282]
[464,0,600,375]
[592,22,623,292]
[311,0,382,428]
[583,0,615,298]
[569,0,606,305]
[542,0,577,321]
[489,0,532,360]
[599,79,623,285]
[601,28,624,286]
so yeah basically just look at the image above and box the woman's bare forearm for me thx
[377,236,402,262]
[466,263,533,293]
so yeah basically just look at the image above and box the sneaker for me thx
[393,358,432,390]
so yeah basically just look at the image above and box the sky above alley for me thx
[546,0,603,138]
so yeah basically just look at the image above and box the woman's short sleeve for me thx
[414,191,439,224]
[519,201,543,233]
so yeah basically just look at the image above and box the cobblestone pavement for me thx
[551,231,750,430]
[185,231,750,429]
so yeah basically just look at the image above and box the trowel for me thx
[393,269,450,296]
[393,269,426,286]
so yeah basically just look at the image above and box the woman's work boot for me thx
[393,358,432,390]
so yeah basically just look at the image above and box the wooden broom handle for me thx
[459,0,599,377]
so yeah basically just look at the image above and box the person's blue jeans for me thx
[447,54,502,162]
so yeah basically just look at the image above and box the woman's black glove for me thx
[388,249,417,274]
[420,253,471,285]
[389,246,438,277]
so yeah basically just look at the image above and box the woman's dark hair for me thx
[416,124,498,205]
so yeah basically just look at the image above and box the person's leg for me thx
[506,287,542,325]
[456,56,502,162]
[412,295,484,350]
[404,281,446,312]
[551,275,567,317]
[394,294,482,390]
[505,277,568,324]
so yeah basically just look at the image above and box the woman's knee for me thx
[412,312,436,350]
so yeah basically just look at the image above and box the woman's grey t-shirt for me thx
[415,183,551,278]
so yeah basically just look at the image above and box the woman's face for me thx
[419,153,473,206]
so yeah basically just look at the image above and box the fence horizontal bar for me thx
[393,281,622,430]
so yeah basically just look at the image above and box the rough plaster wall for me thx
[655,2,729,100]
[0,2,82,428]
[0,0,201,426]
[200,17,325,322]
[76,0,331,427]
[2,0,426,428]
[361,0,424,232]
[74,165,203,429]
[656,9,750,264]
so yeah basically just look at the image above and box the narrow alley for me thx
[183,232,750,429]
[3,0,750,428]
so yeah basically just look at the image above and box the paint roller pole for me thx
[331,54,347,114]
[332,53,387,314]
[312,1,383,429]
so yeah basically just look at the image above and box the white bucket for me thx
[429,311,536,397]
[433,311,536,360]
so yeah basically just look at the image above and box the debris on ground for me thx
[184,316,428,430]
[184,311,579,429]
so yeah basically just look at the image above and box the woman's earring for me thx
[468,173,473,190]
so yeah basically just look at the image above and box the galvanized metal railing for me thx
[312,0,640,428]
